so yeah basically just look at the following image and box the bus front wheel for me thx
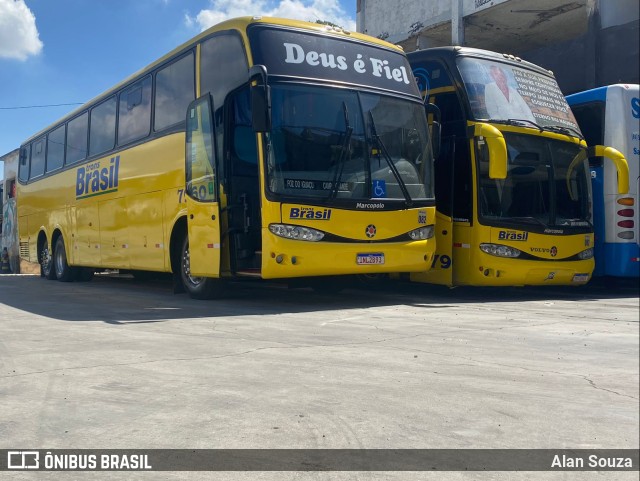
[180,236,222,300]
[54,236,74,282]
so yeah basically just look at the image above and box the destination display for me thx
[247,25,421,97]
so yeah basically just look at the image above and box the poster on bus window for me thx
[458,57,579,130]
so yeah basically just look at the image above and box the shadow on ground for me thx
[0,273,637,325]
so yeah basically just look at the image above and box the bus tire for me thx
[180,235,221,300]
[40,242,56,280]
[54,236,74,282]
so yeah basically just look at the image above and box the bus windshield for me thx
[478,133,592,229]
[266,83,434,203]
[458,57,580,132]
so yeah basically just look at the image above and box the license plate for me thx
[356,253,385,265]
[572,273,589,283]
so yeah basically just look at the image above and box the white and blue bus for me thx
[567,84,639,277]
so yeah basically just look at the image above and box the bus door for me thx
[226,87,262,274]
[185,95,221,278]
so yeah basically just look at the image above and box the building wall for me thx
[519,4,639,94]
[1,149,20,273]
[357,0,639,93]
[357,0,509,43]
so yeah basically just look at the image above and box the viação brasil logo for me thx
[76,156,120,200]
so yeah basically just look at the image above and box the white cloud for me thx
[0,0,43,60]
[186,0,355,32]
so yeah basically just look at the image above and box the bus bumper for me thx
[461,258,594,286]
[260,233,435,279]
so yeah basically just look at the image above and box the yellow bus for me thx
[17,17,437,298]
[407,47,628,287]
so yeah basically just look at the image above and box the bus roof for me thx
[22,16,404,146]
[566,84,639,105]
[407,46,554,78]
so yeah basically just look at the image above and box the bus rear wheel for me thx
[54,236,74,282]
[40,242,56,280]
[180,235,222,300]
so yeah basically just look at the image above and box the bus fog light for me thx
[479,243,521,258]
[269,224,325,242]
[408,225,434,240]
[578,248,594,260]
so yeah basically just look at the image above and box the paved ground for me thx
[0,274,638,480]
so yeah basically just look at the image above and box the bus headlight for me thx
[479,243,521,258]
[269,224,325,242]
[408,225,435,240]
[578,248,594,260]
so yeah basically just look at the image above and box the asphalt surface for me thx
[0,273,638,480]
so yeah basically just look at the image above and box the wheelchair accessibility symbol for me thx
[372,180,386,198]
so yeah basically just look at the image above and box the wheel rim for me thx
[182,242,204,288]
[41,247,52,273]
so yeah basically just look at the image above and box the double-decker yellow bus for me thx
[17,17,437,298]
[407,47,628,287]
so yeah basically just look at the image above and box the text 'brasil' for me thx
[76,156,120,200]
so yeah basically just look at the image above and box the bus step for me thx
[236,269,262,278]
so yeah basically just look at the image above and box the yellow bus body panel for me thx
[409,123,594,287]
[260,203,436,279]
[17,17,436,282]
[19,133,185,270]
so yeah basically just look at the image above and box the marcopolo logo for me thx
[76,156,120,200]
[289,207,332,220]
[498,230,528,241]
[356,202,385,209]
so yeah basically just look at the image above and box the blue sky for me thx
[0,0,357,159]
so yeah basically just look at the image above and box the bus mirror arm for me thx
[588,145,629,195]
[249,65,271,133]
[474,123,507,180]
[425,103,441,159]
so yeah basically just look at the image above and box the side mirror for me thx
[474,123,507,179]
[425,103,441,159]
[249,65,271,133]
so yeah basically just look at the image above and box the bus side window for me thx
[66,112,88,165]
[89,96,117,157]
[18,145,30,182]
[46,124,65,173]
[155,52,195,131]
[200,32,249,184]
[30,137,46,179]
[571,102,605,167]
[118,75,152,145]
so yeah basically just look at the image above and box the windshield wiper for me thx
[491,118,585,140]
[543,124,584,140]
[368,111,413,207]
[328,102,353,201]
[491,118,544,132]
